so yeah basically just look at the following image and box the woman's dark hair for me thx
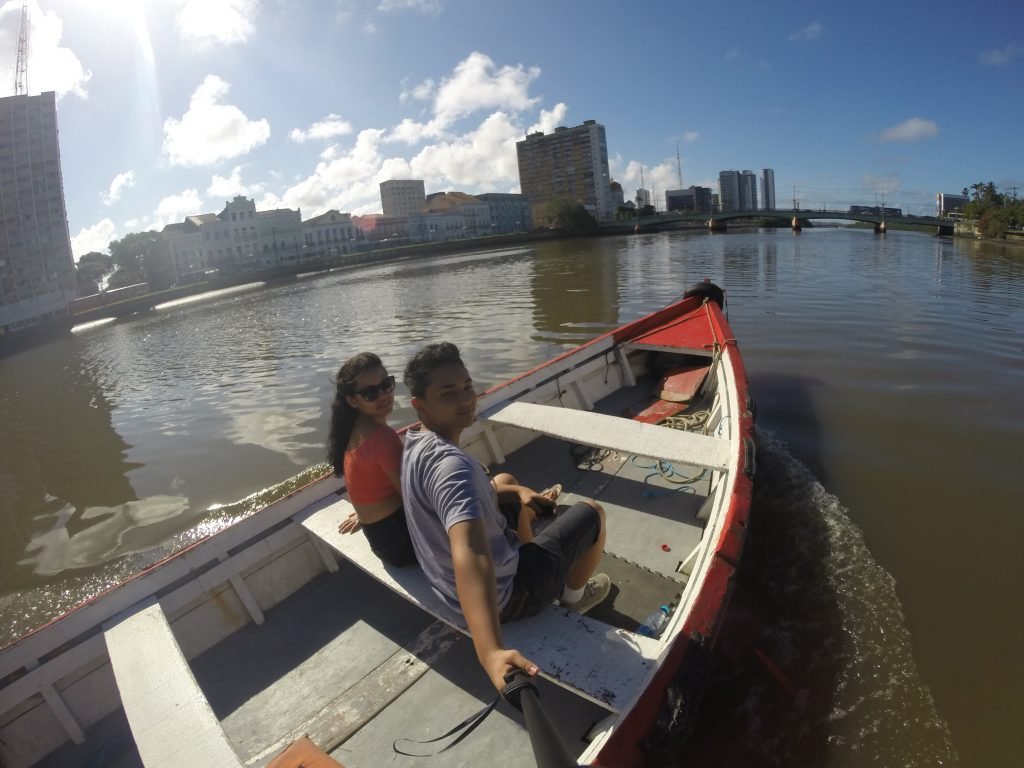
[403,342,463,398]
[327,352,383,476]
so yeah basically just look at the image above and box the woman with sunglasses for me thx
[327,352,416,567]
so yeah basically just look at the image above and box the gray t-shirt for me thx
[401,428,519,615]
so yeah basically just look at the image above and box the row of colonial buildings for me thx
[150,187,535,290]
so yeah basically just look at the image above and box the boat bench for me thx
[481,400,731,472]
[103,601,246,768]
[296,498,662,712]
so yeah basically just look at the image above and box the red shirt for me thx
[344,425,402,504]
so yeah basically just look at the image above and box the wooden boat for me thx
[0,282,753,768]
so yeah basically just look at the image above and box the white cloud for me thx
[265,128,389,216]
[432,52,541,125]
[681,131,700,143]
[611,158,682,201]
[256,53,561,217]
[289,114,354,143]
[385,117,447,145]
[0,1,91,100]
[411,111,523,189]
[378,0,442,13]
[175,0,256,47]
[724,48,741,61]
[400,77,436,103]
[527,103,569,135]
[206,166,263,199]
[162,75,271,167]
[154,189,204,227]
[979,42,1022,67]
[71,218,117,260]
[878,117,939,142]
[759,59,772,71]
[102,171,136,206]
[860,174,901,195]
[788,22,823,41]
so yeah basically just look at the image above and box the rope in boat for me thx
[630,408,712,494]
[569,401,720,496]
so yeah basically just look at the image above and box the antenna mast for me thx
[675,141,683,189]
[14,0,29,96]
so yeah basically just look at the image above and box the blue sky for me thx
[0,0,1021,259]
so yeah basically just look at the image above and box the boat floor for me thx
[38,378,715,767]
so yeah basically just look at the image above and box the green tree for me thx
[75,251,113,294]
[614,204,637,222]
[541,198,599,234]
[107,231,160,288]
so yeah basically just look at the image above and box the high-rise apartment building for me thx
[761,168,776,211]
[380,180,426,217]
[741,170,759,211]
[516,120,613,222]
[718,170,759,213]
[0,92,76,333]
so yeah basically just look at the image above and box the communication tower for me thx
[14,0,30,96]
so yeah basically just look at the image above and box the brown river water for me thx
[1,228,1021,766]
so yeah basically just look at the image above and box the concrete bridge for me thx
[612,208,955,236]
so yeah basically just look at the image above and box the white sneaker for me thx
[561,573,611,615]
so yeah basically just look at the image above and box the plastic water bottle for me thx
[637,605,670,638]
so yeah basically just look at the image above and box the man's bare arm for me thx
[449,518,538,691]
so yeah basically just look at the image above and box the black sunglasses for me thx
[352,375,396,401]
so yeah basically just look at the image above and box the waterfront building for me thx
[380,180,426,217]
[718,170,759,213]
[353,214,409,243]
[0,92,76,334]
[937,193,968,217]
[475,193,532,234]
[609,181,625,208]
[302,210,358,258]
[407,191,488,242]
[665,186,714,213]
[761,168,776,211]
[635,188,651,208]
[718,171,740,212]
[156,219,206,288]
[516,120,614,222]
[155,196,304,278]
[741,170,759,211]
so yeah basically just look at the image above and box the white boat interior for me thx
[1,336,742,768]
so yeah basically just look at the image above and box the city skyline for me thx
[0,0,1019,260]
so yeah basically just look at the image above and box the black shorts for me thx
[361,508,417,567]
[499,501,602,623]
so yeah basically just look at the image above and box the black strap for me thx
[393,694,500,757]
[392,671,538,757]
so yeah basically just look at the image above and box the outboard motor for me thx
[683,279,725,308]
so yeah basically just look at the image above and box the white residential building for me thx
[380,180,426,217]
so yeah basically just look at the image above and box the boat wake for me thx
[678,431,959,767]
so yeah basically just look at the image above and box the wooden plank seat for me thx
[104,601,245,768]
[296,499,662,712]
[481,400,731,473]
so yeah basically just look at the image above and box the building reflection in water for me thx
[0,334,183,587]
[529,239,620,345]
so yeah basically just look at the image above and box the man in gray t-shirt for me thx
[401,342,611,693]
[402,427,519,615]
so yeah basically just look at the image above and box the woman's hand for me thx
[338,511,362,534]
